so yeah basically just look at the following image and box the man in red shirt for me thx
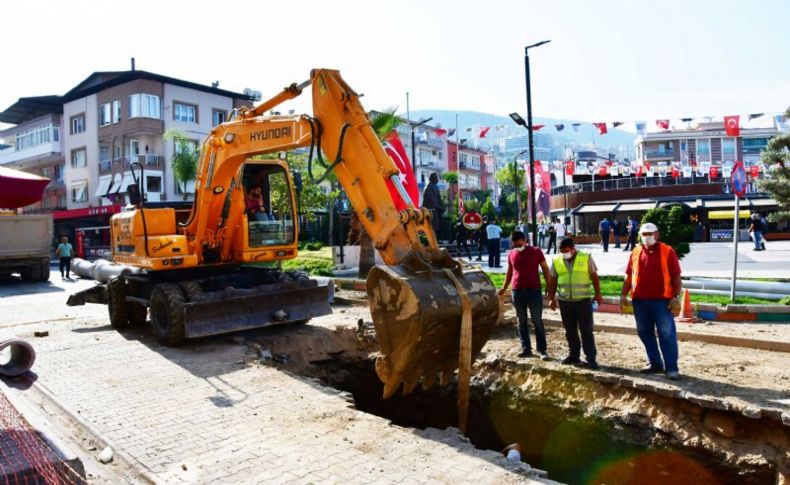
[498,231,554,360]
[620,223,683,380]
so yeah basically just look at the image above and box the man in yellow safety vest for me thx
[547,237,603,369]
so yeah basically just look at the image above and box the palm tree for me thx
[164,129,198,200]
[355,108,404,278]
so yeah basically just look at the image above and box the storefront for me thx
[52,205,121,259]
[707,210,751,241]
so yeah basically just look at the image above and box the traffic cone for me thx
[677,288,701,324]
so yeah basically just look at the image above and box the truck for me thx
[0,213,53,282]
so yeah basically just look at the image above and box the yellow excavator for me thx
[68,69,500,398]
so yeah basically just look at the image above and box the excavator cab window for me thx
[242,163,295,247]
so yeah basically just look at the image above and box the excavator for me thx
[67,69,500,399]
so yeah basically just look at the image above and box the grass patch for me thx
[281,246,335,276]
[485,272,780,305]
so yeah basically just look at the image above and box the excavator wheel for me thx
[107,276,129,329]
[149,283,187,346]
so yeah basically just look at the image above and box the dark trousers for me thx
[487,238,500,267]
[558,299,597,363]
[512,288,547,353]
[624,233,637,251]
[456,239,471,258]
[614,232,621,248]
[59,257,72,277]
[476,239,485,260]
[601,231,610,251]
[546,234,557,254]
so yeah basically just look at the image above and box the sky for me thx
[2,0,790,128]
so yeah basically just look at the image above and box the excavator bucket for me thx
[366,254,500,399]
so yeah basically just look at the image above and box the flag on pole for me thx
[382,131,418,210]
[555,124,565,131]
[724,115,740,136]
[479,127,490,138]
[774,114,788,131]
[681,117,693,122]
[748,113,764,120]
[531,125,545,131]
[434,128,447,137]
[447,128,456,137]
[571,123,581,132]
[656,119,670,130]
[593,123,607,135]
[612,121,623,128]
[635,121,647,136]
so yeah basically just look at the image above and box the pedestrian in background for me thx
[612,219,621,249]
[455,221,472,259]
[623,216,639,251]
[486,219,503,268]
[759,213,768,250]
[547,237,603,369]
[475,219,488,261]
[598,217,611,252]
[545,218,557,254]
[537,220,547,249]
[620,223,683,380]
[421,172,444,237]
[554,216,567,241]
[55,236,73,280]
[748,213,765,251]
[498,231,553,360]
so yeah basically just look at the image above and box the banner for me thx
[382,132,418,210]
[527,161,551,222]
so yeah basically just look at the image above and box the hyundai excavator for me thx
[67,69,500,399]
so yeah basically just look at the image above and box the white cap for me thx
[640,222,659,234]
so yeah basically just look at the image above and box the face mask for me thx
[642,235,656,246]
[561,251,574,260]
[513,245,525,252]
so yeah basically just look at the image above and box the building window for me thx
[696,138,711,162]
[174,102,197,123]
[742,137,769,155]
[128,94,161,119]
[54,164,64,182]
[71,148,87,168]
[14,123,55,150]
[212,109,227,127]
[112,100,121,123]
[722,138,736,162]
[99,103,112,126]
[99,146,110,162]
[71,181,88,202]
[146,175,162,193]
[70,114,85,134]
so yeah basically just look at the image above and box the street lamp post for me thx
[511,40,551,247]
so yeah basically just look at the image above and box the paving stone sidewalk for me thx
[1,314,542,485]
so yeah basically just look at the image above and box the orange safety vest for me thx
[630,242,675,299]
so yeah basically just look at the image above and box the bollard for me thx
[0,339,36,377]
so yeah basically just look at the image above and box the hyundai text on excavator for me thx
[67,69,500,399]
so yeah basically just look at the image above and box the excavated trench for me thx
[297,353,785,485]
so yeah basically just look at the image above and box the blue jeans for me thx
[632,298,679,372]
[752,230,763,249]
[512,288,547,353]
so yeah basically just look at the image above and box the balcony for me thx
[418,158,439,167]
[122,154,165,169]
[644,148,675,159]
[416,137,444,149]
[0,141,61,167]
[458,161,481,171]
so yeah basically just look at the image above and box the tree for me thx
[641,206,692,259]
[757,106,790,221]
[495,163,526,219]
[164,129,199,200]
[481,197,496,220]
[442,171,459,223]
[260,152,330,222]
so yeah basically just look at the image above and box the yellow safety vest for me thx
[553,251,593,301]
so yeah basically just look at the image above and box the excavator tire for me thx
[150,283,186,346]
[107,276,129,330]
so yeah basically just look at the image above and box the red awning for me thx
[0,166,50,209]
[52,204,122,220]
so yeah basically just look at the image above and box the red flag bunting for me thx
[458,195,465,214]
[656,119,670,130]
[479,127,490,138]
[382,131,418,210]
[434,128,447,137]
[724,115,740,137]
[565,161,575,175]
[750,165,759,178]
[593,123,607,135]
[598,165,607,176]
[531,124,545,131]
[636,165,644,177]
[671,166,680,178]
[709,166,718,178]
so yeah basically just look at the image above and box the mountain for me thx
[406,109,637,154]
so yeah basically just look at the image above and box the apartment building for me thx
[447,140,488,202]
[395,122,449,193]
[0,96,66,212]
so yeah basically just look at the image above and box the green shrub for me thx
[304,241,323,251]
[282,258,334,276]
[779,295,790,305]
[641,206,692,259]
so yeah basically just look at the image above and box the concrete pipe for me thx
[0,339,36,377]
[70,258,140,283]
[70,258,96,279]
[684,278,790,295]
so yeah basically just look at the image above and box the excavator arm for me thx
[182,69,500,399]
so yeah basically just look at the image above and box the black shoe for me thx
[561,356,581,365]
[665,371,680,380]
[582,361,599,370]
[517,350,535,358]
[639,364,664,374]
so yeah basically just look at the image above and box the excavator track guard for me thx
[366,251,500,399]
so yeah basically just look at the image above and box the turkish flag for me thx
[593,123,607,135]
[434,128,447,137]
[599,165,607,176]
[656,119,670,130]
[382,131,418,210]
[645,161,651,171]
[531,124,545,131]
[479,127,490,138]
[750,165,759,178]
[724,115,740,137]
[458,195,465,215]
[636,165,644,177]
[565,161,575,175]
[710,166,719,178]
[671,166,680,178]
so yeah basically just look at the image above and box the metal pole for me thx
[730,194,740,301]
[525,48,538,246]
